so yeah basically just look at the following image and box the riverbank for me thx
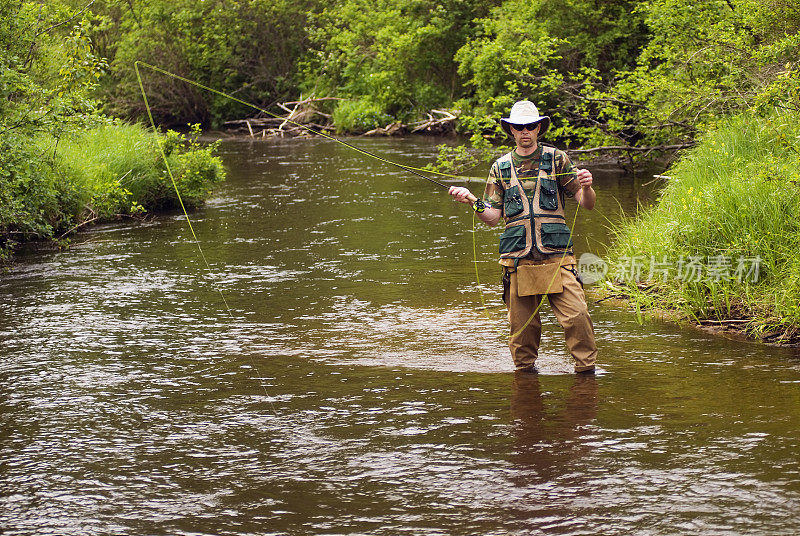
[0,123,225,262]
[604,108,800,345]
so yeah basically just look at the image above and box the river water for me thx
[2,137,800,535]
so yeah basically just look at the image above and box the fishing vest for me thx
[494,146,573,262]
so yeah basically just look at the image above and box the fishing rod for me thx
[134,61,578,336]
[326,136,449,189]
[298,125,490,208]
[133,62,487,203]
[313,134,487,211]
[134,62,589,215]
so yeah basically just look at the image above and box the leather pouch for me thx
[516,263,563,296]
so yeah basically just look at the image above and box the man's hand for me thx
[448,185,502,226]
[448,186,476,204]
[577,168,593,189]
[574,168,596,210]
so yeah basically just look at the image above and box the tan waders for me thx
[487,144,598,373]
[505,262,597,373]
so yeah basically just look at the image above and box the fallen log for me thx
[224,106,460,138]
[223,95,338,137]
[569,143,696,154]
[408,109,458,134]
[363,122,406,137]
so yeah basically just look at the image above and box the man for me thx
[449,100,598,374]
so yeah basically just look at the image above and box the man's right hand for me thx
[448,186,476,204]
[448,185,502,226]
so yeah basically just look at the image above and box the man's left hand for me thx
[577,168,593,189]
[573,168,596,210]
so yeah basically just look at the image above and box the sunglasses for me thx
[509,122,541,132]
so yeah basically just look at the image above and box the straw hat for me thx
[500,100,550,138]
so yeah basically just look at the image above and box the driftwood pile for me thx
[223,97,458,138]
[363,109,458,136]
[223,97,338,138]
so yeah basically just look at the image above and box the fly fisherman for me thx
[449,100,598,374]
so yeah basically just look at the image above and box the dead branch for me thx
[408,108,459,134]
[35,0,95,37]
[283,97,345,106]
[568,143,696,154]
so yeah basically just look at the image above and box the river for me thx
[1,137,800,535]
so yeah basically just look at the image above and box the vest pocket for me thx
[540,222,572,249]
[539,178,558,210]
[503,185,525,217]
[499,225,527,254]
[498,160,512,178]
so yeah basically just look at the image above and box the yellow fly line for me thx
[135,62,232,312]
[134,60,582,344]
[135,62,282,410]
[134,61,479,183]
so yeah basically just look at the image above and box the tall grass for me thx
[1,122,225,258]
[608,109,800,340]
[52,122,226,216]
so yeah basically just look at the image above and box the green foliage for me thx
[301,0,494,122]
[0,133,80,244]
[0,2,226,260]
[1,121,226,257]
[430,0,800,172]
[453,0,648,148]
[158,124,227,209]
[0,0,109,257]
[41,0,798,155]
[427,129,510,175]
[51,122,226,216]
[1,1,107,135]
[89,0,317,126]
[609,0,800,147]
[608,109,800,337]
[330,99,394,134]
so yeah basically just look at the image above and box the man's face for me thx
[511,122,540,150]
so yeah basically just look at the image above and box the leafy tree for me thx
[1,0,227,258]
[441,0,799,167]
[1,0,108,250]
[1,1,106,136]
[612,0,800,147]
[89,0,318,126]
[453,0,648,147]
[300,0,497,122]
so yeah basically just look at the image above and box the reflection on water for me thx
[508,373,599,531]
[2,137,800,535]
[511,372,598,471]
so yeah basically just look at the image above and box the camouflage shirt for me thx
[484,145,580,262]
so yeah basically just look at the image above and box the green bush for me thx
[48,122,158,218]
[129,124,226,210]
[0,122,226,259]
[331,99,394,133]
[50,122,226,216]
[0,2,226,261]
[94,0,314,126]
[301,0,491,120]
[162,125,227,208]
[0,134,81,249]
